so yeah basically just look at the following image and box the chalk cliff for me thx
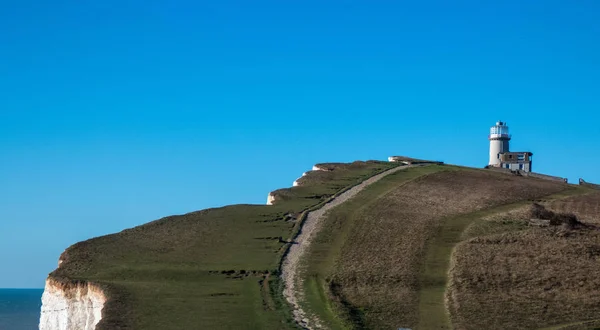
[266,192,276,205]
[39,277,105,330]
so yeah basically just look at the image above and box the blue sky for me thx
[1,0,599,288]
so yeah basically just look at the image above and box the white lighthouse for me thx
[487,121,533,172]
[488,121,511,166]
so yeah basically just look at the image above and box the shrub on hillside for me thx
[530,203,555,220]
[551,212,580,228]
[529,203,581,228]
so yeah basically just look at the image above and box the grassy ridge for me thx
[301,166,571,329]
[50,160,398,329]
[49,159,600,329]
[302,165,447,329]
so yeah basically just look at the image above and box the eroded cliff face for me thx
[39,278,105,330]
[266,192,277,205]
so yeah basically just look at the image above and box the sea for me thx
[0,289,43,330]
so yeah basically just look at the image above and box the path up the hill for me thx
[280,164,418,329]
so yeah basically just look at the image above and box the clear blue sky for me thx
[1,0,598,288]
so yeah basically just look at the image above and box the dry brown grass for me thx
[547,192,600,225]
[309,168,567,329]
[448,192,600,330]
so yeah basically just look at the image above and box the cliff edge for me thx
[38,160,397,329]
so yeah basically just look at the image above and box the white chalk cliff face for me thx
[39,278,105,330]
[266,192,276,205]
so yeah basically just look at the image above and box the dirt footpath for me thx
[280,164,413,329]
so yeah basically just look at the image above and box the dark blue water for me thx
[0,289,43,330]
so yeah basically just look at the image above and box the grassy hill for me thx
[298,165,600,330]
[49,160,398,329]
[49,159,600,329]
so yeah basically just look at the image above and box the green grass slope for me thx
[49,159,599,330]
[49,160,398,330]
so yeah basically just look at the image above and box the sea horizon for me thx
[0,288,44,330]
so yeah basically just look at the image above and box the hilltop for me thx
[43,159,600,330]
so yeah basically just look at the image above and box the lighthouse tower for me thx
[488,121,511,166]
